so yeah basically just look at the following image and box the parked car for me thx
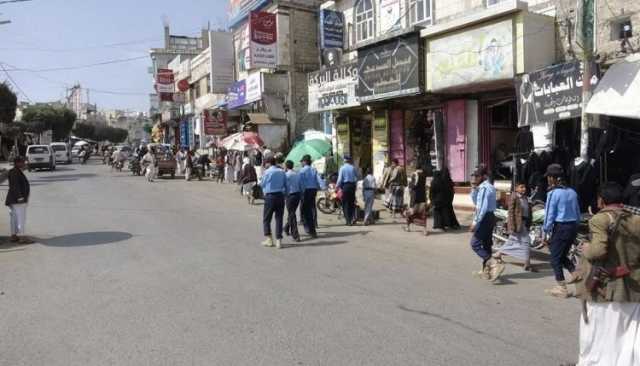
[26,145,56,171]
[50,142,71,164]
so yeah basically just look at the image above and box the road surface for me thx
[0,161,580,365]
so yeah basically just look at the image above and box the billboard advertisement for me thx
[249,11,277,69]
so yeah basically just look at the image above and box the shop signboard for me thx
[210,32,235,93]
[245,72,262,103]
[308,63,360,113]
[336,117,350,157]
[249,11,277,69]
[227,79,247,109]
[156,68,175,93]
[228,0,269,26]
[357,34,421,102]
[372,111,388,183]
[203,110,227,135]
[180,119,190,147]
[379,0,401,32]
[515,61,600,127]
[319,9,344,49]
[428,19,514,91]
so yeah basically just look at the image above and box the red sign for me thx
[177,78,190,92]
[204,110,227,135]
[249,11,277,68]
[159,92,173,102]
[156,69,175,93]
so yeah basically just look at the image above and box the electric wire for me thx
[0,62,31,102]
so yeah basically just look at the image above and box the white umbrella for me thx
[303,130,331,143]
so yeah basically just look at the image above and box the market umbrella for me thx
[302,129,331,143]
[285,139,332,167]
[221,132,264,151]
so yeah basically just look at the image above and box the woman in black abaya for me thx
[430,168,460,231]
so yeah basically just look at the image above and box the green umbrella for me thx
[285,139,332,167]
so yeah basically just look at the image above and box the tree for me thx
[73,122,95,139]
[0,82,17,125]
[21,105,77,140]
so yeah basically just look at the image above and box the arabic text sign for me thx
[357,34,421,102]
[308,63,360,113]
[245,72,262,103]
[156,69,175,93]
[204,110,227,135]
[250,11,277,69]
[515,61,599,126]
[320,9,344,49]
[227,80,246,109]
[379,0,400,32]
[428,19,514,90]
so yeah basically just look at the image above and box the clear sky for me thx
[0,0,228,112]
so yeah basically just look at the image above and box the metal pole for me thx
[579,0,595,161]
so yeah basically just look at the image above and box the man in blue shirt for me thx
[260,156,287,249]
[542,164,581,298]
[299,154,320,238]
[337,155,359,225]
[283,160,302,242]
[469,165,504,281]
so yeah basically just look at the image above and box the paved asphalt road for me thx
[0,161,580,366]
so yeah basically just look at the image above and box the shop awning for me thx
[586,54,640,119]
[246,113,287,125]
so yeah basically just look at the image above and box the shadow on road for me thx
[284,240,348,248]
[37,231,133,247]
[316,230,370,239]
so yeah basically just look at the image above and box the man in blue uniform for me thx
[337,155,359,225]
[470,165,504,282]
[260,156,287,249]
[299,154,320,238]
[542,164,582,298]
[284,160,302,242]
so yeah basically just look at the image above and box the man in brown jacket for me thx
[577,182,640,365]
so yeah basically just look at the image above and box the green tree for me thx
[0,82,17,125]
[72,122,95,139]
[21,105,77,140]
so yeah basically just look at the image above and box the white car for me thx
[71,141,89,161]
[50,142,71,164]
[26,145,56,171]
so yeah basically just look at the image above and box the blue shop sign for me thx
[320,9,344,49]
[227,80,247,110]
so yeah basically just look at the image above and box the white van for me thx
[50,142,71,164]
[26,145,56,171]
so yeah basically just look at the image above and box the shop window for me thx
[409,0,432,26]
[355,0,374,43]
[611,18,633,40]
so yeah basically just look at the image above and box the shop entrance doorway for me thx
[480,98,519,181]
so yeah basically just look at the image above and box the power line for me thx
[3,55,149,73]
[0,62,31,102]
[0,0,32,5]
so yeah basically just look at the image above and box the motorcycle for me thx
[129,157,142,176]
[492,205,589,267]
[316,183,343,216]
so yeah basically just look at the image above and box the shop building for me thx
[226,0,323,150]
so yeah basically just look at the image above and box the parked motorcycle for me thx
[316,183,342,215]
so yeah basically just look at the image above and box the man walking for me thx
[260,157,287,249]
[542,164,582,298]
[577,182,640,365]
[362,167,377,225]
[284,160,302,242]
[185,150,194,181]
[6,157,33,244]
[299,155,320,238]
[337,155,359,225]
[470,165,504,281]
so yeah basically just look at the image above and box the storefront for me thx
[423,13,555,183]
[226,71,290,150]
[586,54,640,194]
[354,32,424,181]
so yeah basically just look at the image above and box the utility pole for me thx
[578,0,596,161]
